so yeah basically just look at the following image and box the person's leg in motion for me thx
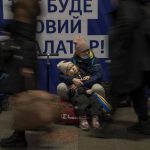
[0,131,27,148]
[0,0,40,148]
[127,87,150,134]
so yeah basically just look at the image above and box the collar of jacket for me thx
[75,50,94,63]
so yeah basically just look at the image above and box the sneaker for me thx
[127,120,150,135]
[92,116,101,129]
[0,132,27,148]
[79,117,90,131]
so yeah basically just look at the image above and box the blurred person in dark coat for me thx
[109,0,150,134]
[0,0,40,147]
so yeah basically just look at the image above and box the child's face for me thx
[66,64,79,76]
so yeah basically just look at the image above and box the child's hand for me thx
[72,78,83,86]
[86,89,93,95]
[70,84,77,91]
[82,76,90,81]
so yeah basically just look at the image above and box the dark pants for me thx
[130,71,150,121]
[111,71,150,121]
[71,94,102,117]
[131,87,149,121]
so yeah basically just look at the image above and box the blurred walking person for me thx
[0,0,40,147]
[110,0,150,134]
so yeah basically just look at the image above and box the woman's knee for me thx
[57,83,69,99]
[91,83,105,97]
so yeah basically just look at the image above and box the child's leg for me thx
[71,94,90,130]
[89,95,102,128]
[79,115,90,131]
[71,94,90,116]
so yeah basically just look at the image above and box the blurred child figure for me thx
[57,60,103,130]
[57,60,94,95]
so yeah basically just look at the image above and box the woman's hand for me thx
[70,84,77,90]
[82,76,90,81]
[72,78,83,86]
[86,89,93,95]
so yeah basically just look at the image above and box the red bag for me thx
[59,99,79,125]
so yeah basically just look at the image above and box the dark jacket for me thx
[109,0,150,95]
[58,51,102,88]
[0,23,38,94]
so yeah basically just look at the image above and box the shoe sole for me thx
[79,126,90,131]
